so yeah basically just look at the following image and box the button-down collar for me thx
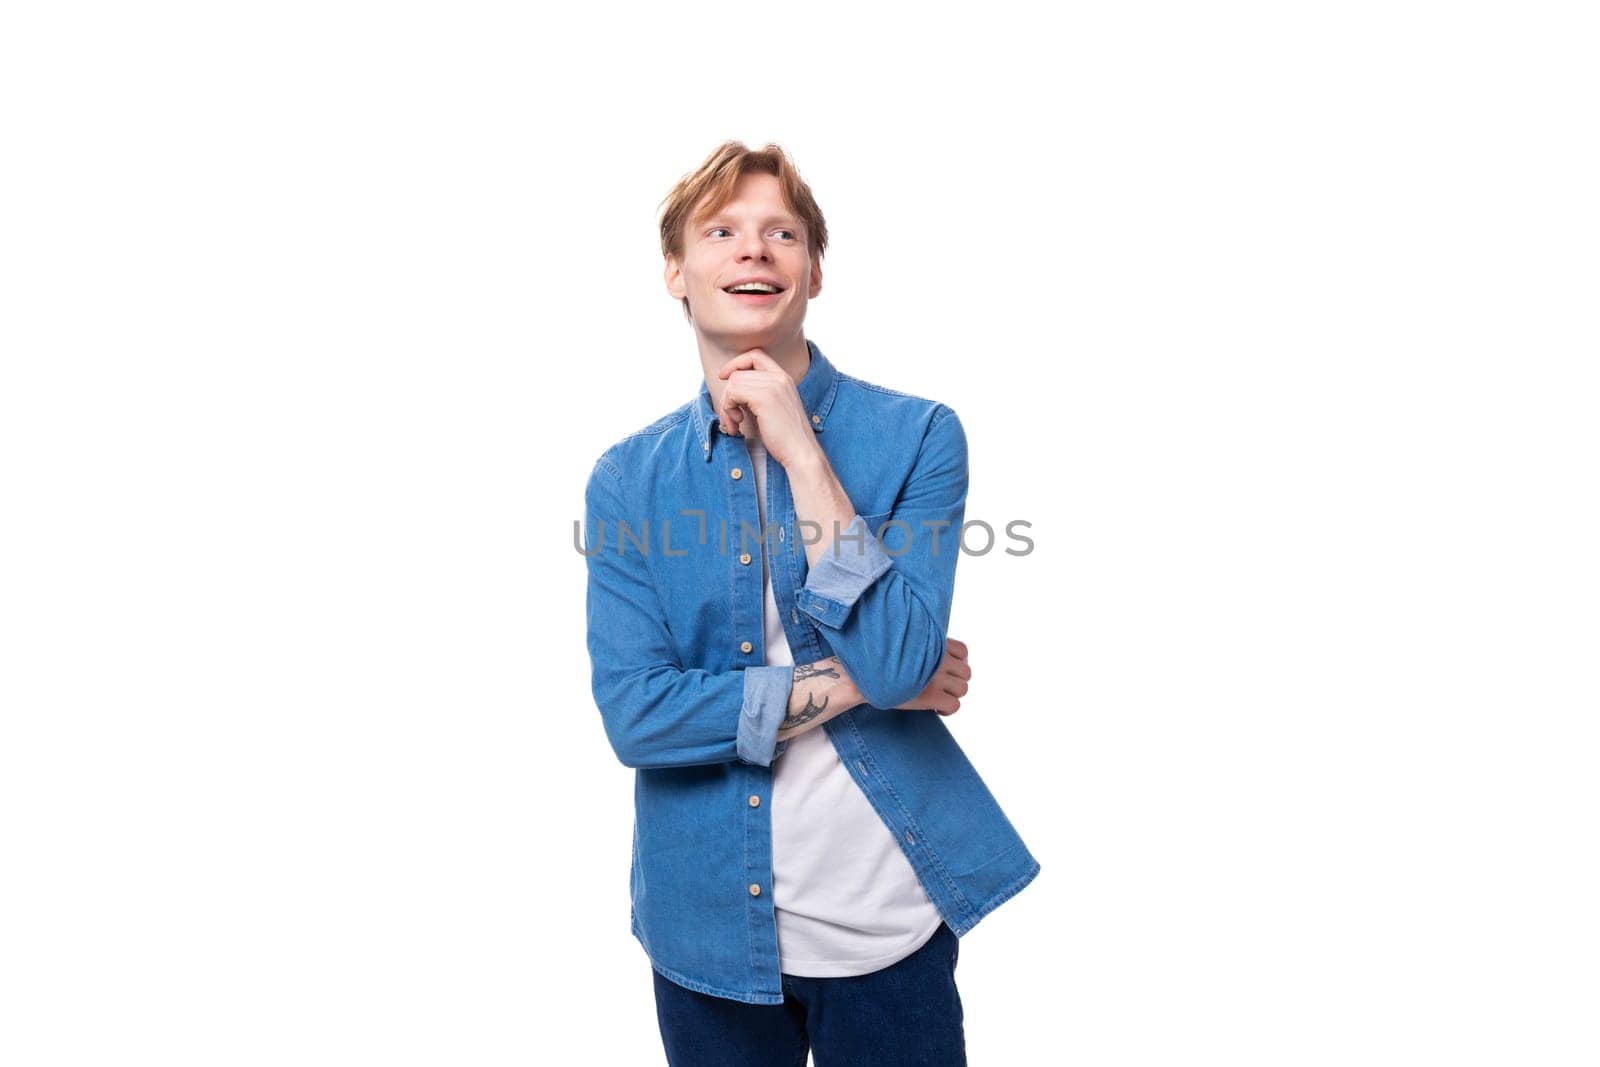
[691,338,842,460]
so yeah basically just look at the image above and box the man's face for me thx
[665,171,822,349]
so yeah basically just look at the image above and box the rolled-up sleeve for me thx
[793,513,895,628]
[737,665,794,766]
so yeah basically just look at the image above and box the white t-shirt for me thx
[747,437,945,977]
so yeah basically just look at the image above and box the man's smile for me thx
[722,275,787,306]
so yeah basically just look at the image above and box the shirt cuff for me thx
[737,665,793,767]
[794,513,895,629]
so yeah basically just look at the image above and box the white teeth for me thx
[727,282,780,294]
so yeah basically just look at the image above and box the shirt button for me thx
[749,883,762,897]
[811,413,820,424]
[748,795,760,807]
[740,640,753,653]
[739,552,752,565]
[791,609,799,624]
[731,467,743,480]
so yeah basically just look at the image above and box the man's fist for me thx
[716,349,821,471]
[895,638,971,716]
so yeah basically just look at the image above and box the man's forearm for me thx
[785,447,859,571]
[776,655,863,741]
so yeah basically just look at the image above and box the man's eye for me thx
[707,227,797,240]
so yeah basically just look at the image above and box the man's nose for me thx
[736,230,771,260]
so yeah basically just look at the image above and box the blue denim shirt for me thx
[582,339,1040,1004]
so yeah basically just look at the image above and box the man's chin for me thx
[701,324,783,350]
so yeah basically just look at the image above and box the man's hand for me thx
[894,638,971,716]
[716,349,823,472]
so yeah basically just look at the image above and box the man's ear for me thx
[808,255,823,299]
[664,255,684,299]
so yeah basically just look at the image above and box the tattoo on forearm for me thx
[780,658,842,732]
[793,658,841,684]
[781,692,830,730]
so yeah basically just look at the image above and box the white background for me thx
[3,2,1596,1064]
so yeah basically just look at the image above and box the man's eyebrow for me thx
[703,215,804,229]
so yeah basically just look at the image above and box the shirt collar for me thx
[692,338,841,460]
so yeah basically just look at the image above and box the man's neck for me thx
[698,332,811,423]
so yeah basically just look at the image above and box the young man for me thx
[582,142,1039,1066]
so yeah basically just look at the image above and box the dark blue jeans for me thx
[651,921,966,1066]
